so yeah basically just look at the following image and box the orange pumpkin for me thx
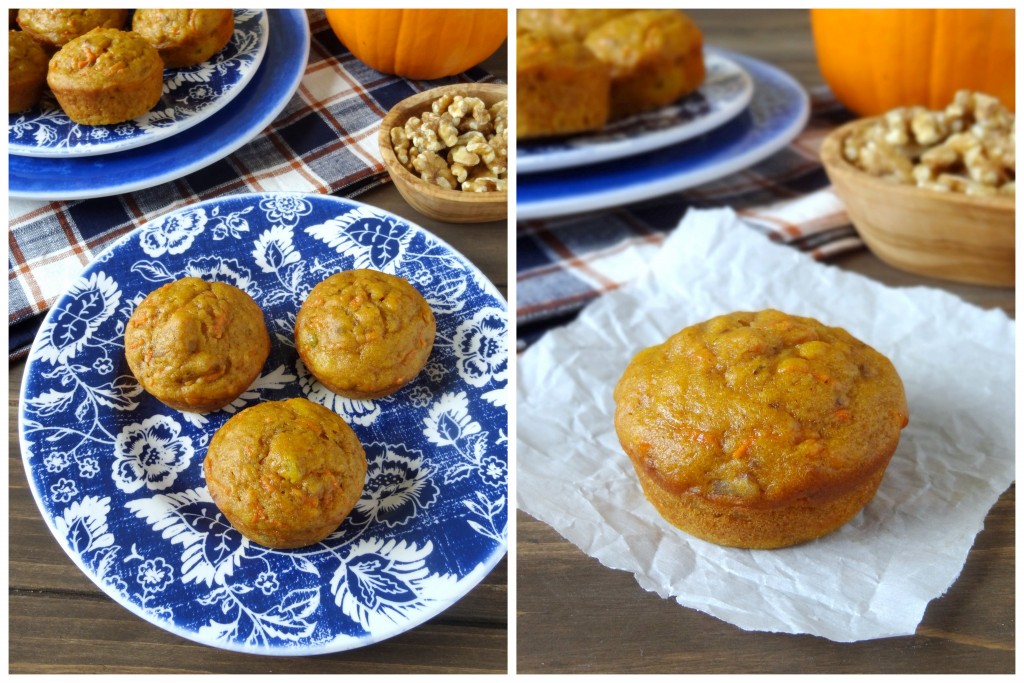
[810,9,1015,115]
[325,9,507,80]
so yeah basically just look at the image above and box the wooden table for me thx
[8,44,508,675]
[516,10,1014,674]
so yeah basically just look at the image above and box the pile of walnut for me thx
[390,91,508,193]
[843,90,1014,197]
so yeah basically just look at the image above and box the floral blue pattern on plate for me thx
[8,9,307,201]
[9,10,268,159]
[517,50,753,175]
[19,192,509,655]
[516,50,810,221]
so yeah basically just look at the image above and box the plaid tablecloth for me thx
[517,87,859,350]
[8,9,502,361]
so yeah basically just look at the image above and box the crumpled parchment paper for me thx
[516,208,1014,642]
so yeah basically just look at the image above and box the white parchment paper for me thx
[516,208,1015,642]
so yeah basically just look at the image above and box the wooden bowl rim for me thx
[378,83,508,206]
[820,117,1015,213]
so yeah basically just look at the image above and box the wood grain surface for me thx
[8,41,509,675]
[515,9,1015,675]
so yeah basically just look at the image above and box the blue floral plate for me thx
[18,192,509,655]
[9,10,268,159]
[518,50,753,175]
[516,50,810,221]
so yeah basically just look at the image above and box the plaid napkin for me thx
[8,9,501,361]
[517,87,859,350]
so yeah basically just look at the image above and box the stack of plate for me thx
[9,9,310,201]
[516,49,811,220]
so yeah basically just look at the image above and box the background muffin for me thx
[17,9,129,51]
[295,269,435,400]
[613,309,909,549]
[9,29,49,112]
[124,277,270,413]
[204,398,368,549]
[132,9,234,68]
[47,27,164,125]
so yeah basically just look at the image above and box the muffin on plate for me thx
[295,269,435,400]
[9,30,49,112]
[204,398,368,549]
[124,277,270,413]
[47,27,164,125]
[132,9,234,68]
[613,309,909,549]
[17,9,129,51]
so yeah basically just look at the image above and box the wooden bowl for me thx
[378,83,507,224]
[821,118,1015,287]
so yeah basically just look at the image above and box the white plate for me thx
[9,10,268,158]
[19,192,509,655]
[517,50,754,175]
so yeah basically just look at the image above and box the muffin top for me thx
[613,309,909,507]
[9,30,49,80]
[517,9,632,40]
[48,27,163,87]
[584,10,702,73]
[17,9,129,48]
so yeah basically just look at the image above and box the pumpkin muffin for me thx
[16,9,129,51]
[124,277,270,413]
[516,9,632,40]
[517,30,611,139]
[583,9,706,120]
[132,9,234,68]
[294,270,435,400]
[9,29,49,113]
[47,27,164,125]
[613,309,909,549]
[204,398,368,549]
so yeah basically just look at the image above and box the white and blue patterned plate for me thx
[18,192,509,655]
[516,50,810,221]
[517,50,754,175]
[9,10,269,159]
[8,9,308,201]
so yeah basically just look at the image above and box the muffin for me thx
[204,398,367,549]
[47,27,164,125]
[613,309,909,549]
[295,269,435,400]
[517,30,611,139]
[124,277,270,413]
[17,9,129,51]
[132,9,234,68]
[583,10,706,120]
[9,30,49,112]
[517,9,632,40]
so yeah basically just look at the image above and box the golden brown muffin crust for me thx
[131,8,234,68]
[295,270,435,400]
[9,29,50,112]
[516,9,632,40]
[124,277,270,413]
[204,398,368,549]
[17,9,129,49]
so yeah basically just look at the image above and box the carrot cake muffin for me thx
[131,9,234,68]
[9,29,49,112]
[124,277,270,413]
[204,398,368,549]
[613,309,909,549]
[17,9,129,51]
[583,9,706,120]
[47,27,164,125]
[294,270,435,400]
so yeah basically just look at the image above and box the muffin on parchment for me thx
[47,27,164,125]
[132,9,234,68]
[124,277,270,413]
[204,398,368,549]
[295,269,435,400]
[9,30,49,112]
[16,9,129,51]
[613,309,909,549]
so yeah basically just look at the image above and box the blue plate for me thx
[517,50,754,175]
[10,10,268,159]
[9,9,308,200]
[19,192,509,655]
[516,50,810,221]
